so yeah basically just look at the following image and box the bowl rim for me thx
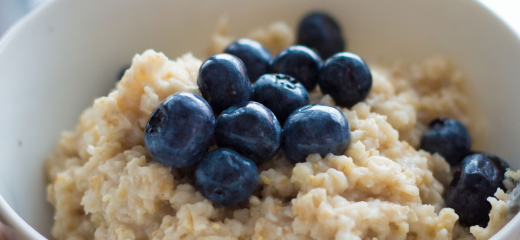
[0,195,45,240]
[0,0,58,237]
[1,0,520,239]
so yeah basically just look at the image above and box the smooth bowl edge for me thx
[0,195,45,240]
[0,0,55,239]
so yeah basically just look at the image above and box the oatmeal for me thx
[45,20,517,240]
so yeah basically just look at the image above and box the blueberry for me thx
[297,12,345,59]
[194,148,259,206]
[469,151,510,174]
[252,74,309,125]
[145,92,215,168]
[446,153,509,227]
[197,53,253,114]
[117,65,130,81]
[420,118,471,166]
[224,38,273,83]
[488,153,510,175]
[271,46,322,91]
[216,101,281,164]
[319,52,372,108]
[282,104,351,163]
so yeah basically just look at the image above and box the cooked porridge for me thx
[45,16,519,240]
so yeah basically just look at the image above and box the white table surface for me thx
[480,0,520,39]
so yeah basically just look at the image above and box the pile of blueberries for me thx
[144,12,366,206]
[143,11,515,229]
[421,118,513,228]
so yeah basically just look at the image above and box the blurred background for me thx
[2,0,520,37]
[2,0,520,39]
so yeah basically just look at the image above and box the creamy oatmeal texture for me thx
[45,22,516,240]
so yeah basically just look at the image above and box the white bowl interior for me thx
[1,0,520,239]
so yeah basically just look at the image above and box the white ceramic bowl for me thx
[1,0,520,239]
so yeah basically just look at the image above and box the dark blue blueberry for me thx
[216,101,281,164]
[446,153,509,227]
[224,38,273,83]
[420,118,471,166]
[252,74,309,125]
[468,151,510,174]
[117,65,130,81]
[271,46,322,91]
[297,12,345,59]
[318,52,372,108]
[282,104,351,163]
[194,148,259,206]
[197,53,253,114]
[144,92,215,168]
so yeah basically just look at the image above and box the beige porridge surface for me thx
[45,22,517,240]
